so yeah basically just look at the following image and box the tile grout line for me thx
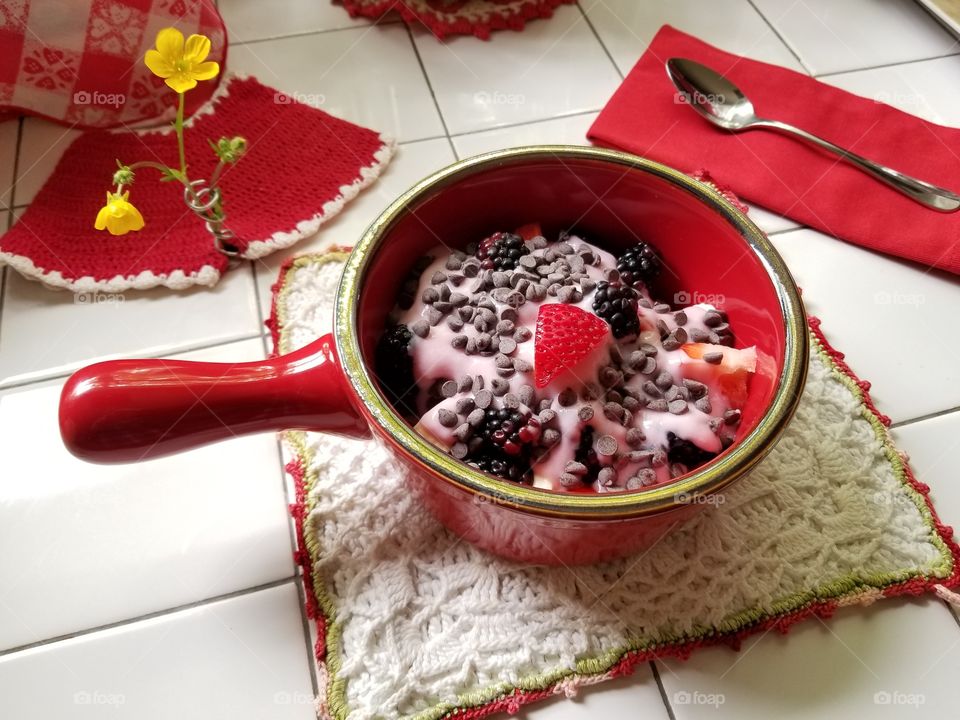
[814,50,960,78]
[230,18,404,48]
[649,661,678,720]
[449,108,601,142]
[402,25,459,160]
[0,576,297,659]
[890,404,960,430]
[575,0,624,79]
[0,332,264,392]
[746,0,813,75]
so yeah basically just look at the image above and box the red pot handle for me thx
[59,333,371,463]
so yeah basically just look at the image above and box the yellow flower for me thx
[144,27,219,94]
[94,191,145,236]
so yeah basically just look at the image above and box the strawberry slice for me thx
[534,304,609,388]
[515,222,542,241]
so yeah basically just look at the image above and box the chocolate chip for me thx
[451,442,468,459]
[565,461,588,476]
[596,434,618,456]
[724,409,742,426]
[627,350,646,370]
[500,307,519,322]
[411,320,429,338]
[496,319,515,335]
[603,402,623,422]
[626,429,645,448]
[513,358,533,373]
[605,268,620,283]
[449,292,468,307]
[704,310,723,327]
[655,371,673,390]
[474,390,492,409]
[695,396,713,413]
[426,306,443,326]
[458,306,475,322]
[451,334,468,349]
[476,333,492,351]
[580,278,596,294]
[462,261,479,278]
[421,287,439,304]
[598,467,617,487]
[457,375,473,393]
[453,423,472,442]
[542,428,561,446]
[643,381,663,398]
[495,354,513,369]
[455,397,475,415]
[578,405,595,422]
[605,390,622,404]
[668,399,688,414]
[558,388,577,407]
[708,417,723,433]
[446,316,464,332]
[628,450,653,466]
[514,327,533,343]
[682,379,708,398]
[673,327,688,344]
[640,343,659,357]
[499,337,517,355]
[640,356,657,375]
[464,337,477,354]
[599,366,622,388]
[647,398,668,412]
[519,255,539,270]
[431,271,447,285]
[474,375,485,390]
[445,256,463,271]
[560,473,580,488]
[505,291,525,308]
[497,367,515,378]
[438,409,458,427]
[665,385,685,402]
[689,327,710,343]
[662,334,682,351]
[703,350,724,365]
[491,378,509,396]
[518,385,535,407]
[441,380,458,398]
[656,319,670,337]
[652,449,668,467]
[674,311,687,326]
[468,408,486,426]
[557,286,581,303]
[539,408,556,424]
[503,393,520,409]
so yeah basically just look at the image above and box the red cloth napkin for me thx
[588,25,960,275]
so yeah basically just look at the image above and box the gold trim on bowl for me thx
[335,146,808,520]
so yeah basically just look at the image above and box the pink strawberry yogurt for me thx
[375,226,757,493]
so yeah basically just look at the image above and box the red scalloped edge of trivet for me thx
[341,0,577,40]
[271,248,959,720]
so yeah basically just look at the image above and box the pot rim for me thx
[334,145,808,520]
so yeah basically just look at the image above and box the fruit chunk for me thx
[534,304,609,388]
[515,222,542,241]
[592,281,640,339]
[476,232,529,271]
[617,242,662,287]
[680,343,756,408]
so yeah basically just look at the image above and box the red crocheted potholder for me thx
[342,0,577,40]
[0,75,394,291]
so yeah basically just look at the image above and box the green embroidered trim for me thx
[276,254,954,720]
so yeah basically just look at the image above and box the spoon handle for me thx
[751,118,960,212]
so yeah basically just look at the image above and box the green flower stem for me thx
[175,92,187,179]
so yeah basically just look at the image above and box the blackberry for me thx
[617,242,662,287]
[466,407,541,483]
[592,281,640,339]
[666,431,717,469]
[374,324,418,418]
[475,407,541,456]
[476,232,529,271]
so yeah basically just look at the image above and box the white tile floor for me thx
[1,1,959,717]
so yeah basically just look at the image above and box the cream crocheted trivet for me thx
[271,251,958,720]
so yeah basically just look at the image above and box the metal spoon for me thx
[666,57,960,212]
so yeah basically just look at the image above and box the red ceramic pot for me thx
[59,146,808,565]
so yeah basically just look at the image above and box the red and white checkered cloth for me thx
[0,0,225,129]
